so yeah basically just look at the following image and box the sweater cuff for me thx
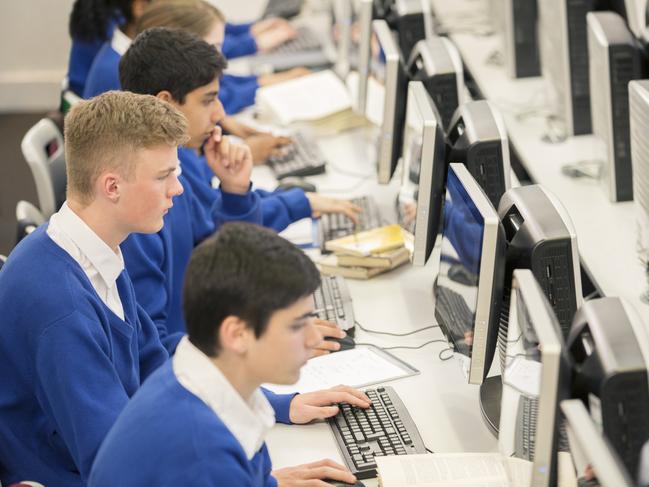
[261,388,297,424]
[280,188,312,222]
[219,184,256,216]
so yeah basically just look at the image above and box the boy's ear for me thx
[156,90,175,104]
[98,172,121,203]
[219,316,253,355]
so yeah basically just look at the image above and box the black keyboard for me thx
[263,0,304,19]
[328,386,427,479]
[271,26,322,55]
[434,285,474,342]
[268,132,326,179]
[313,275,355,332]
[318,196,382,252]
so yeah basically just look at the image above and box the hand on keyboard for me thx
[306,194,362,224]
[311,319,347,357]
[254,21,298,53]
[259,67,311,87]
[251,17,293,37]
[289,385,371,424]
[272,458,357,487]
[203,128,253,194]
[245,133,292,164]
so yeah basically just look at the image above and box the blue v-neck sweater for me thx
[0,227,169,486]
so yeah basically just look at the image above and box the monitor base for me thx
[479,376,502,437]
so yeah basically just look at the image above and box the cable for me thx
[355,320,439,337]
[376,339,448,351]
[438,347,454,361]
[425,447,434,454]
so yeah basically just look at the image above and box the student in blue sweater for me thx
[223,16,297,59]
[90,222,368,486]
[119,28,354,353]
[0,91,188,485]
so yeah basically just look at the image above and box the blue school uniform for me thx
[223,22,257,59]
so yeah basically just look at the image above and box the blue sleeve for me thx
[220,74,259,115]
[443,200,483,275]
[67,39,105,97]
[212,186,263,227]
[255,188,312,232]
[135,303,173,378]
[261,388,296,424]
[33,313,142,480]
[83,47,122,99]
[121,232,184,354]
[225,22,253,36]
[222,31,258,59]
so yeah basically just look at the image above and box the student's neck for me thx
[120,23,136,40]
[67,199,127,254]
[211,355,259,402]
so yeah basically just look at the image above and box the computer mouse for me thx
[324,481,365,487]
[275,177,317,193]
[325,335,355,352]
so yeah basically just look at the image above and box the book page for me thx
[503,457,532,486]
[263,347,414,394]
[376,453,510,486]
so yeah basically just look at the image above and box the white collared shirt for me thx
[173,336,276,459]
[47,202,125,320]
[111,26,132,56]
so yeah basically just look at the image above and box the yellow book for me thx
[336,246,411,269]
[318,255,388,280]
[324,224,406,257]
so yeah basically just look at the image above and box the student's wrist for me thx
[221,181,251,195]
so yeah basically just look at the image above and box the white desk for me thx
[430,0,649,325]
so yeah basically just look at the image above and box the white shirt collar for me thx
[111,27,132,56]
[173,336,275,459]
[49,202,125,290]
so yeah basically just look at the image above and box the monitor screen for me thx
[433,163,505,385]
[369,19,408,184]
[562,399,634,487]
[498,269,570,487]
[397,81,447,265]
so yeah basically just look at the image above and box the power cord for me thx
[355,319,439,337]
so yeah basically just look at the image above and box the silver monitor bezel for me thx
[356,0,373,114]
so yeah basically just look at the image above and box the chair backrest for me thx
[21,118,66,218]
[15,200,45,245]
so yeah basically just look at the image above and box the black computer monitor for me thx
[396,80,446,266]
[561,399,635,487]
[567,296,649,479]
[446,100,511,209]
[498,269,572,487]
[370,19,408,184]
[433,163,506,385]
[407,36,464,131]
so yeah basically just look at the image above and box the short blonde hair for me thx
[64,90,189,204]
[136,0,225,37]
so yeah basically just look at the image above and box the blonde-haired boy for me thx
[0,91,193,486]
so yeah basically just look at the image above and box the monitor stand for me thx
[479,376,502,437]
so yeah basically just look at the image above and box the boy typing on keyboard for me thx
[90,223,370,486]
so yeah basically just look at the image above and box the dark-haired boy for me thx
[90,223,363,486]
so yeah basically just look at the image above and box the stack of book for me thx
[318,224,412,280]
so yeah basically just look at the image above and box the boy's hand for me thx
[273,459,357,486]
[305,194,362,224]
[246,133,293,164]
[204,127,252,194]
[289,385,371,424]
[310,319,346,357]
[254,22,298,52]
[251,17,292,36]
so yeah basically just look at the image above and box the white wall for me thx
[0,1,74,112]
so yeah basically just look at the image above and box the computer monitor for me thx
[566,296,649,479]
[407,36,464,131]
[332,0,353,78]
[433,163,506,385]
[498,269,571,487]
[396,81,446,266]
[561,399,635,487]
[389,0,434,61]
[497,0,541,78]
[537,0,595,136]
[356,0,374,114]
[370,19,408,184]
[596,0,647,39]
[587,11,645,202]
[628,80,649,290]
[446,100,511,209]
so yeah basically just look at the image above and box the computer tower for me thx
[500,0,541,78]
[446,100,511,209]
[538,0,595,136]
[390,0,434,61]
[587,11,644,202]
[497,185,583,341]
[628,80,649,269]
[567,297,649,478]
[407,36,464,130]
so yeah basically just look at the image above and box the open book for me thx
[376,453,532,487]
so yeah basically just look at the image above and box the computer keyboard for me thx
[328,386,427,479]
[515,394,538,460]
[318,196,382,252]
[263,0,304,19]
[271,26,322,55]
[268,132,326,179]
[313,275,355,332]
[434,285,475,342]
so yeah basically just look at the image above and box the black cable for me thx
[355,320,439,337]
[438,347,454,361]
[375,339,448,351]
[425,447,434,454]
